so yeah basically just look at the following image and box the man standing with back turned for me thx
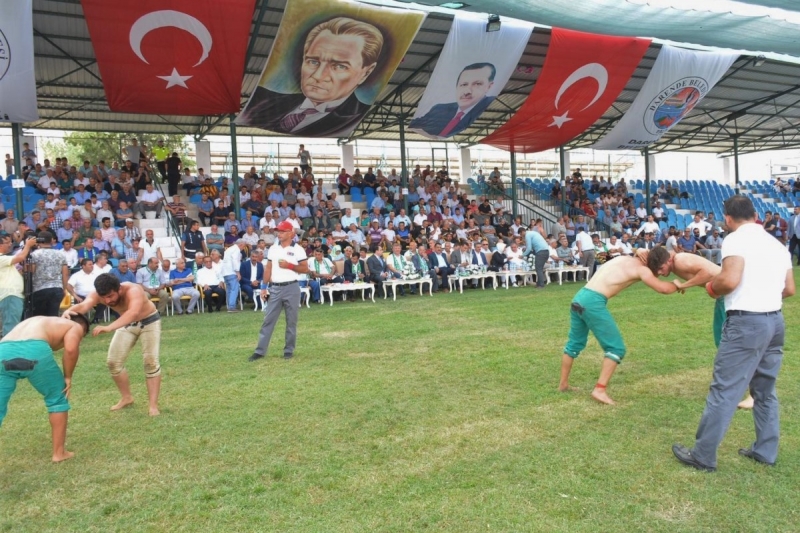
[673,196,794,472]
[249,220,309,361]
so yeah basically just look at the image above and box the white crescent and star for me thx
[129,10,213,90]
[549,63,609,129]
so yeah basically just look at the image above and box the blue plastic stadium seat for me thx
[351,188,362,202]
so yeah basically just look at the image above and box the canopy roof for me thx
[22,0,800,155]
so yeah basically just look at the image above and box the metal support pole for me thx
[644,147,651,215]
[559,146,567,215]
[399,114,409,214]
[11,123,24,218]
[733,135,740,195]
[510,151,518,218]
[230,115,241,217]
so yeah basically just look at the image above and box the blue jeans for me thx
[224,274,239,310]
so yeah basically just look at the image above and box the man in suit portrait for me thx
[366,248,389,296]
[240,17,384,138]
[410,62,496,138]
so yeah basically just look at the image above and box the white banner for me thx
[408,15,532,139]
[593,45,737,150]
[0,0,38,123]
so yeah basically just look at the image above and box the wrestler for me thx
[635,248,753,409]
[63,274,162,416]
[559,247,678,405]
[0,314,89,462]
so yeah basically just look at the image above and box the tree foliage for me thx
[41,132,195,168]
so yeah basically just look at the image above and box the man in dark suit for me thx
[366,249,389,296]
[239,17,383,138]
[343,251,366,283]
[239,251,265,309]
[409,62,496,138]
[428,242,453,292]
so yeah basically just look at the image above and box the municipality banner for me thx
[0,0,38,123]
[593,45,738,150]
[408,15,532,140]
[237,0,426,138]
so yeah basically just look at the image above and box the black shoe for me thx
[738,448,775,466]
[283,353,293,359]
[248,352,264,362]
[672,444,716,472]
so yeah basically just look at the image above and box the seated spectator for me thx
[241,225,259,247]
[239,250,264,308]
[206,225,225,254]
[93,230,111,254]
[181,168,199,193]
[675,228,698,254]
[75,218,95,247]
[67,258,105,322]
[224,225,240,245]
[136,183,164,219]
[165,195,188,230]
[136,257,169,315]
[61,240,79,271]
[76,237,100,262]
[56,218,76,245]
[109,258,136,283]
[93,252,112,274]
[169,258,200,315]
[700,228,723,264]
[196,193,214,226]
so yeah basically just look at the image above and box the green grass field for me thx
[1,274,799,533]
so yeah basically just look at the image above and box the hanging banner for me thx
[82,0,255,115]
[408,15,533,140]
[236,0,425,138]
[0,0,38,123]
[480,28,650,153]
[592,46,738,150]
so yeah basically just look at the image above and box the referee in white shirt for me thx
[673,196,795,471]
[249,221,309,361]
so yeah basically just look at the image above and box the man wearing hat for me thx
[151,139,170,183]
[249,220,309,361]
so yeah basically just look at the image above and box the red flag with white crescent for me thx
[480,28,650,153]
[82,0,255,115]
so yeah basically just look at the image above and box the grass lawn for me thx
[1,273,799,532]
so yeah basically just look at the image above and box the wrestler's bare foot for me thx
[559,385,579,392]
[110,397,134,411]
[149,406,160,416]
[590,388,616,405]
[52,451,75,463]
[738,395,754,410]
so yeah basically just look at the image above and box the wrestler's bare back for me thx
[584,256,660,299]
[671,252,721,280]
[1,316,83,352]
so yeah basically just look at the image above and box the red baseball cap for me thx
[276,220,294,232]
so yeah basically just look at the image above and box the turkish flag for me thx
[82,0,255,115]
[481,28,650,153]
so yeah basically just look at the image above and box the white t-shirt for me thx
[141,190,163,203]
[221,245,242,277]
[722,223,791,312]
[68,270,98,297]
[267,242,307,283]
[574,232,593,252]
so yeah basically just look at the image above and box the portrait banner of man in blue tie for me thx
[237,0,425,138]
[408,15,533,140]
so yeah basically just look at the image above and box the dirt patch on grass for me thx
[648,501,702,523]
[630,367,711,399]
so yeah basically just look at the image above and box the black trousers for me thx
[203,287,226,311]
[31,287,64,317]
[157,161,167,181]
[790,235,800,265]
[167,173,181,196]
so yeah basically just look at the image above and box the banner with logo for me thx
[82,0,255,115]
[593,45,738,150]
[408,15,533,140]
[0,0,38,123]
[236,0,425,138]
[480,28,650,153]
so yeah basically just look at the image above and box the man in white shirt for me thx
[635,215,660,238]
[136,183,164,218]
[221,240,247,312]
[140,230,162,265]
[249,220,309,361]
[652,202,665,222]
[687,212,712,242]
[347,223,366,250]
[196,255,226,312]
[635,202,648,220]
